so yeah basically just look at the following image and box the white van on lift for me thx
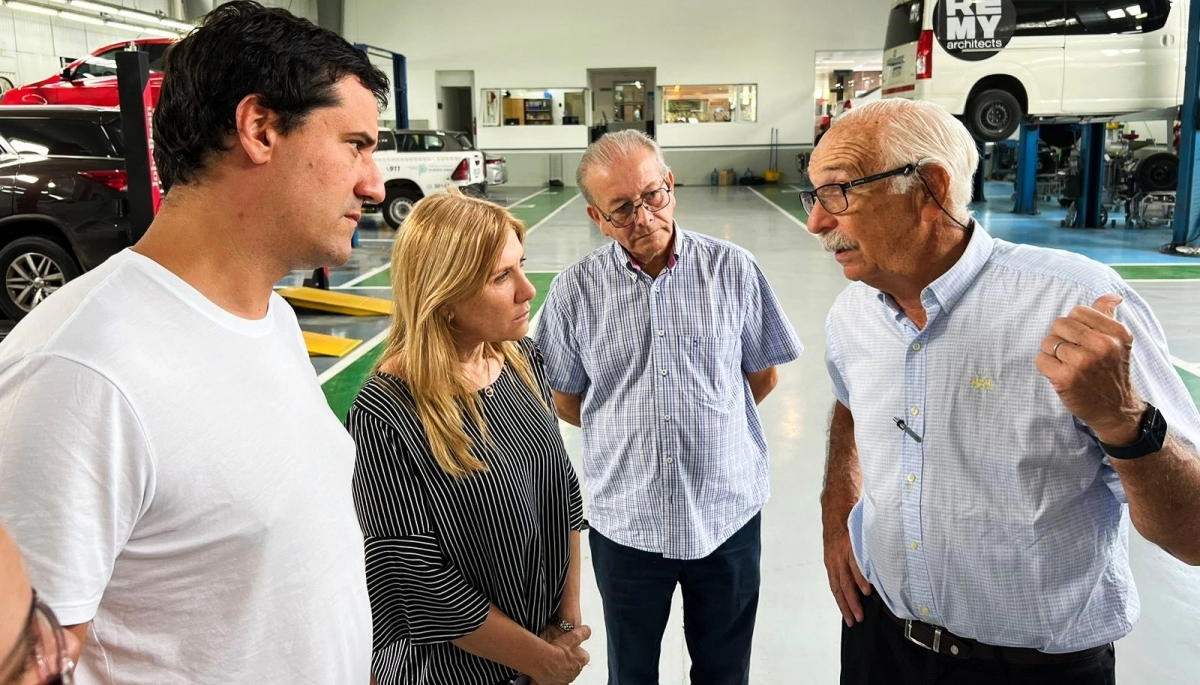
[372,127,487,228]
[881,0,1187,142]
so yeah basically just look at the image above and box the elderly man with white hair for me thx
[807,98,1200,685]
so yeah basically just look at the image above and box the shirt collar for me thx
[616,222,685,272]
[874,221,994,315]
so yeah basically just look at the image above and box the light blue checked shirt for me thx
[826,224,1200,653]
[536,226,802,560]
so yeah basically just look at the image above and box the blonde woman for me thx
[348,191,590,685]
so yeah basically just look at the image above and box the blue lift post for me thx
[1071,123,1107,228]
[354,44,408,128]
[1013,121,1040,214]
[1171,0,1200,252]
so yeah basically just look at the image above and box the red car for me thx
[1,38,172,107]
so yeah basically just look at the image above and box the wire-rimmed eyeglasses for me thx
[799,164,917,215]
[0,590,74,685]
[598,182,672,228]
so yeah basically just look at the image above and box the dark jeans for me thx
[841,591,1116,685]
[589,514,761,685]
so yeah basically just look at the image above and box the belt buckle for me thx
[904,620,943,653]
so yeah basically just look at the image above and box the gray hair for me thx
[576,129,671,205]
[836,98,978,221]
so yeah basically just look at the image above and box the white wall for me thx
[343,0,886,153]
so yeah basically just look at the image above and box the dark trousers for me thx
[841,591,1116,685]
[589,514,761,685]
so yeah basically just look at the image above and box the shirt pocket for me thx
[678,334,739,413]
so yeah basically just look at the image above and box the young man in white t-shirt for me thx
[0,2,387,683]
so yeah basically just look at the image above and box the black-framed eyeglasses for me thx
[0,591,74,685]
[800,164,917,215]
[598,182,672,228]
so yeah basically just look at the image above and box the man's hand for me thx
[529,625,591,685]
[823,525,871,627]
[1036,294,1146,445]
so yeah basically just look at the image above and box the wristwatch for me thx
[1098,403,1167,460]
[553,617,575,633]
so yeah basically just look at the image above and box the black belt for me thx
[879,599,1110,665]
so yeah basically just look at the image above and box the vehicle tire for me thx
[964,89,1022,143]
[1135,152,1178,192]
[382,186,422,229]
[0,236,81,320]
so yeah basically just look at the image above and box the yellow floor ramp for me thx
[302,331,363,357]
[277,287,392,316]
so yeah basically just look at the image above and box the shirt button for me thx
[663,414,671,422]
[658,330,664,337]
[660,369,668,376]
[907,474,917,483]
[910,406,920,417]
[910,541,919,551]
[912,343,922,351]
[920,606,930,617]
[653,286,659,293]
[666,457,674,464]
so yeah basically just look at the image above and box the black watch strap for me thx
[1098,404,1167,460]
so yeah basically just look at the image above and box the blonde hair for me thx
[377,190,543,478]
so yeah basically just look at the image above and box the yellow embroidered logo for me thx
[971,376,994,390]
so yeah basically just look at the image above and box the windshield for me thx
[885,0,925,49]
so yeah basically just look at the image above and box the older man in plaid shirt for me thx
[536,129,802,685]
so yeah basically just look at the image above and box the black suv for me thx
[0,106,130,320]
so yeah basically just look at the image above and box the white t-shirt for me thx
[0,250,372,685]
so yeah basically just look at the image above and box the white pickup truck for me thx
[372,127,487,228]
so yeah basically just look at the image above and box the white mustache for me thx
[816,231,858,252]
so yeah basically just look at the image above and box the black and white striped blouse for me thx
[348,338,586,685]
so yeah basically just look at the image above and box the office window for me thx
[662,84,757,124]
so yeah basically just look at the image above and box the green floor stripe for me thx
[357,270,391,288]
[1113,264,1200,280]
[346,190,579,292]
[510,187,579,227]
[320,270,561,422]
[321,344,386,423]
[1178,366,1200,406]
[528,272,555,315]
[757,184,810,224]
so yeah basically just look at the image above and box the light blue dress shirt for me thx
[825,224,1200,653]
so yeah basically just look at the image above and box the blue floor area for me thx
[975,181,1196,265]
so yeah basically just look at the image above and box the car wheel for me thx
[965,89,1022,143]
[382,186,422,229]
[1135,152,1178,192]
[0,236,81,320]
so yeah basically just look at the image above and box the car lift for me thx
[355,44,408,128]
[1169,0,1200,256]
[1009,2,1200,244]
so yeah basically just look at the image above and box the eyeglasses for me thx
[598,183,672,228]
[800,164,917,215]
[0,591,74,685]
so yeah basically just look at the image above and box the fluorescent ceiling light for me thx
[67,0,108,11]
[115,7,162,23]
[139,26,179,38]
[1107,8,1125,18]
[1126,4,1142,14]
[160,18,193,31]
[6,1,61,16]
[104,20,149,32]
[59,9,105,24]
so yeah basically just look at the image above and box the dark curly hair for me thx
[152,0,389,191]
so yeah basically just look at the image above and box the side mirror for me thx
[60,67,73,81]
